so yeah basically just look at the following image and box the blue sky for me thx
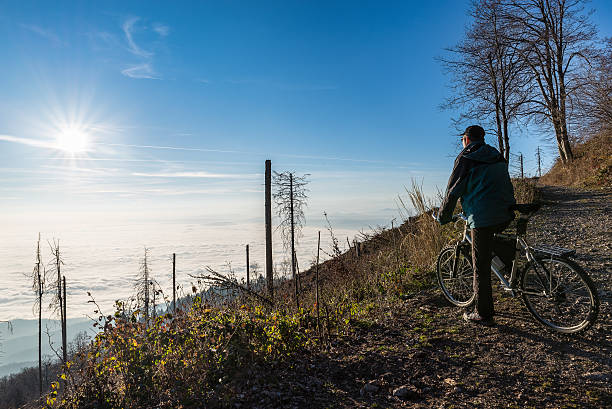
[1,0,611,226]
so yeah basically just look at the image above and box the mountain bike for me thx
[435,204,600,334]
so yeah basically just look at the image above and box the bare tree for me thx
[48,239,67,364]
[272,171,309,305]
[505,0,596,163]
[135,248,152,325]
[28,233,47,397]
[576,37,612,134]
[440,0,530,160]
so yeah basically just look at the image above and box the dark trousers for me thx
[471,221,511,319]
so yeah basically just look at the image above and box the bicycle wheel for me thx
[436,245,475,307]
[520,256,599,334]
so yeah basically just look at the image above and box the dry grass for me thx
[540,132,612,188]
[512,178,540,204]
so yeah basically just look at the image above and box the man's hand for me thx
[431,208,441,224]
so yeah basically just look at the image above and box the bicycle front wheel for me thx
[436,246,475,307]
[520,256,599,334]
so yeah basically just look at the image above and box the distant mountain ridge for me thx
[0,318,92,377]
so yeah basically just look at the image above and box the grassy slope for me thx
[540,132,612,188]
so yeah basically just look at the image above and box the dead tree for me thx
[135,248,152,325]
[505,0,596,163]
[273,171,309,306]
[191,267,274,306]
[48,239,67,364]
[28,233,47,397]
[439,0,530,161]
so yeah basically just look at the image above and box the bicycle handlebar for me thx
[431,212,467,223]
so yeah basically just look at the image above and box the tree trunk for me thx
[552,114,571,164]
[503,117,510,162]
[56,245,65,363]
[495,109,504,158]
[559,118,574,163]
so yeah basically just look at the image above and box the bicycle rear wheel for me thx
[436,246,475,307]
[520,256,599,334]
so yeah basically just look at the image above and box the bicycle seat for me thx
[510,203,541,214]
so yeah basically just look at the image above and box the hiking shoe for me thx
[463,311,495,327]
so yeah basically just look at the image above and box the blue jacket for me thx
[439,141,515,228]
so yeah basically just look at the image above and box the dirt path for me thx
[239,186,611,409]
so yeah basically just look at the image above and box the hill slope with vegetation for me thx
[14,167,607,408]
[540,132,612,188]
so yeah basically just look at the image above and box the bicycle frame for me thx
[457,215,534,297]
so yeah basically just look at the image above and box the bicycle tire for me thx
[520,256,599,334]
[436,245,475,307]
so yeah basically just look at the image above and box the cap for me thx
[460,125,485,141]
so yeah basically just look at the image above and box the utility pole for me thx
[536,146,542,177]
[315,231,321,336]
[265,160,273,299]
[290,173,299,307]
[519,153,524,179]
[62,276,67,365]
[246,244,250,290]
[172,253,176,313]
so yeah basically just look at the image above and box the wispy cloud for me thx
[152,23,169,37]
[99,142,240,154]
[121,63,158,79]
[0,134,56,150]
[122,17,152,58]
[20,23,65,47]
[132,171,255,179]
[121,17,167,80]
[42,165,115,175]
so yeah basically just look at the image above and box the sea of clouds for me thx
[0,213,389,322]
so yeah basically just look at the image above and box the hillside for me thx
[540,132,612,188]
[25,184,607,408]
[4,138,612,409]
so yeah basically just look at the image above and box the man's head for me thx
[461,125,485,148]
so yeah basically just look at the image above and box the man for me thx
[437,125,515,326]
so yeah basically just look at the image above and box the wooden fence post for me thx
[316,231,321,338]
[265,160,274,299]
[172,253,176,313]
[246,244,250,290]
[62,276,67,365]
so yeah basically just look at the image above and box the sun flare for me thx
[56,126,89,153]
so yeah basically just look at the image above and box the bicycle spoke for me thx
[437,246,474,307]
[521,256,598,333]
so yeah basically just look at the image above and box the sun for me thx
[56,125,89,153]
